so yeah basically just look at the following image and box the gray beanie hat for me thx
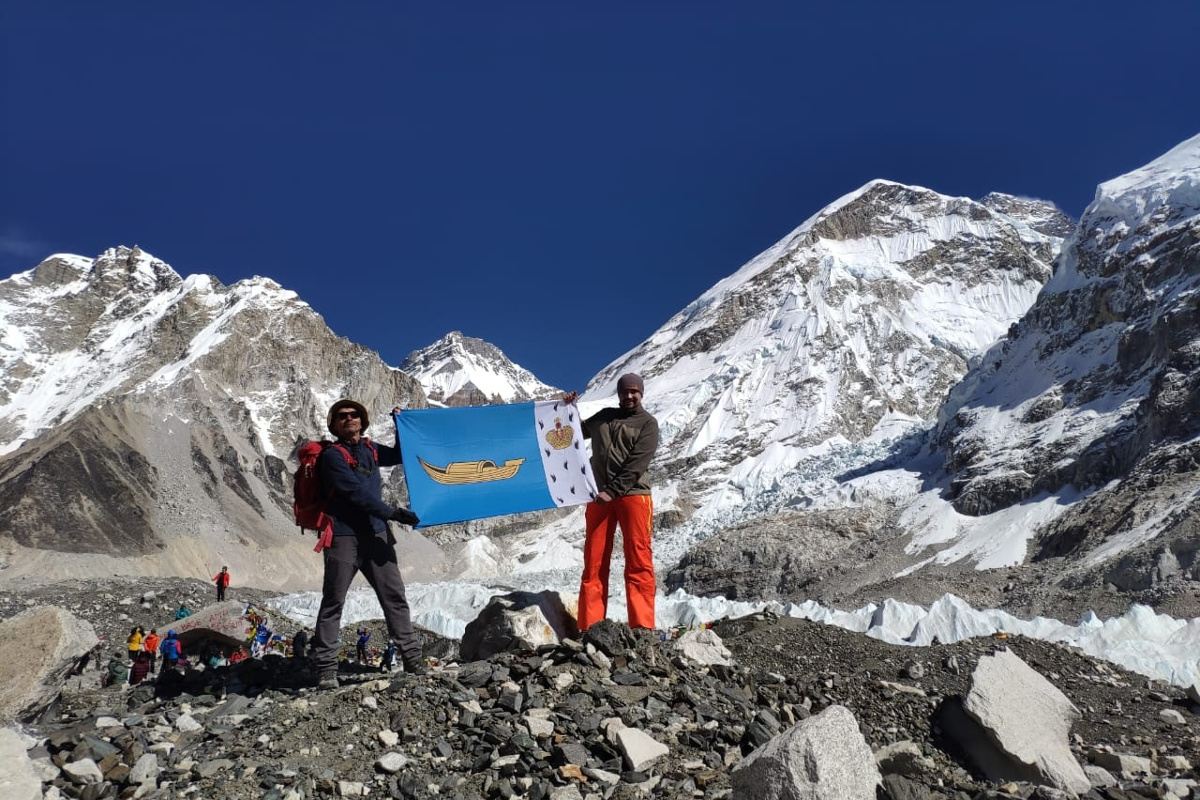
[616,373,644,393]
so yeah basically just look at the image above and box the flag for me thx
[393,400,597,527]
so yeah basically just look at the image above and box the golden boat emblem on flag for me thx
[417,456,526,485]
[544,418,573,450]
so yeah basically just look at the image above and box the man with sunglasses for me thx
[312,399,425,688]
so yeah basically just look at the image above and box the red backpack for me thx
[293,439,378,552]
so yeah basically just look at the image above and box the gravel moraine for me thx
[4,577,1199,800]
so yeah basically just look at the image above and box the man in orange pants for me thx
[563,373,660,631]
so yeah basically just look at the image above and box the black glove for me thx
[389,507,420,527]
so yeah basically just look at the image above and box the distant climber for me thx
[126,626,144,662]
[103,651,129,688]
[129,651,152,686]
[213,566,231,601]
[292,629,309,659]
[356,628,371,664]
[142,628,160,673]
[380,640,397,673]
[159,629,183,672]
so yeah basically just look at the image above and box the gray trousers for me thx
[312,532,422,670]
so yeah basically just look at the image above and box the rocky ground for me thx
[3,577,1199,800]
[666,503,1200,624]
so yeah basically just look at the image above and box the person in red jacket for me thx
[214,566,230,601]
[142,629,160,673]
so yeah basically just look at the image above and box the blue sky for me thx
[3,3,1198,393]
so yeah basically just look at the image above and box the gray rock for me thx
[1162,778,1197,798]
[731,704,881,800]
[0,728,41,800]
[0,606,98,724]
[880,774,932,800]
[375,752,408,774]
[956,649,1090,795]
[1159,708,1187,725]
[553,742,590,766]
[61,758,103,785]
[673,628,733,666]
[1082,764,1116,788]
[338,780,366,796]
[1091,751,1153,777]
[460,591,578,661]
[128,753,159,785]
[613,727,669,772]
[875,741,930,776]
[193,759,235,778]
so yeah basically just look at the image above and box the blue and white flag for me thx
[393,400,598,527]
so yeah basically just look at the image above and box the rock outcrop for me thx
[0,607,97,724]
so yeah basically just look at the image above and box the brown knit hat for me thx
[327,399,369,435]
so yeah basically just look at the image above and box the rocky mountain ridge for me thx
[471,181,1074,588]
[8,137,1200,628]
[0,247,432,589]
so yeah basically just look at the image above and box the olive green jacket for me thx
[583,404,659,497]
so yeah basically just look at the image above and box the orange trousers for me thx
[577,494,655,630]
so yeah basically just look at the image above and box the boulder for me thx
[947,649,1090,795]
[673,627,733,666]
[0,606,98,724]
[169,601,256,649]
[731,704,881,800]
[583,618,640,657]
[0,728,41,800]
[460,591,578,661]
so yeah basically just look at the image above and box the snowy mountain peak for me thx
[1090,133,1200,230]
[578,180,1071,557]
[399,331,560,406]
[0,246,425,588]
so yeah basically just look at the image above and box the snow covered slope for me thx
[894,134,1200,590]
[585,181,1068,559]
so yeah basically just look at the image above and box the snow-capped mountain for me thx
[668,134,1200,620]
[25,142,1200,622]
[900,133,1200,592]
[399,331,560,406]
[0,247,436,588]
[584,181,1070,551]
[445,182,1072,584]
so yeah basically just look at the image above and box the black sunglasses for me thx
[335,410,360,420]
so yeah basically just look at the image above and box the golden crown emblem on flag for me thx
[544,418,573,450]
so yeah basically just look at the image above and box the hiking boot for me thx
[316,669,339,690]
[401,657,428,676]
